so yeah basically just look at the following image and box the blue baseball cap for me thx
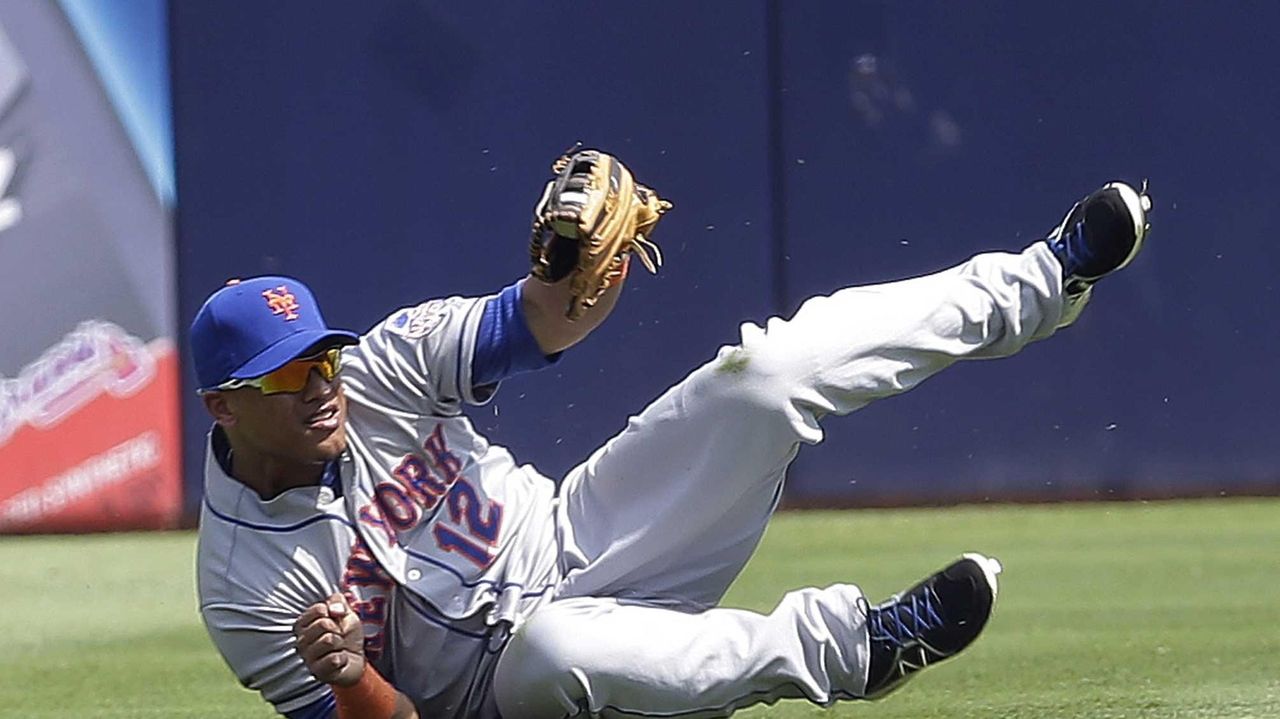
[190,276,359,391]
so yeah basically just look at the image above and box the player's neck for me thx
[225,439,326,501]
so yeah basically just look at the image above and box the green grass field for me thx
[4,498,1278,718]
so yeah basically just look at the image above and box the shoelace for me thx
[867,586,945,649]
[1051,218,1095,277]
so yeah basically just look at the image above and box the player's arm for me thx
[468,271,624,390]
[292,594,420,719]
[521,268,625,354]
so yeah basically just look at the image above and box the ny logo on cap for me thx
[262,286,301,321]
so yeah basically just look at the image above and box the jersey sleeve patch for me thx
[385,298,464,339]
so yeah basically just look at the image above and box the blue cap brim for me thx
[228,329,359,382]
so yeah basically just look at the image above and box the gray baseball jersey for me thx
[198,293,562,717]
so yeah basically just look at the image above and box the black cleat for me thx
[1047,181,1153,295]
[862,553,1002,700]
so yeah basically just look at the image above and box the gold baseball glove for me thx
[529,149,673,320]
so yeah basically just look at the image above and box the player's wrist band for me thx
[332,663,400,719]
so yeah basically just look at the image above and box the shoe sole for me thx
[1096,180,1152,279]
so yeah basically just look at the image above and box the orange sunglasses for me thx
[210,348,342,395]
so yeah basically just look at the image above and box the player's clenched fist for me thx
[293,593,366,686]
[293,595,420,718]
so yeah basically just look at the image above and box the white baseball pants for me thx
[493,243,1067,718]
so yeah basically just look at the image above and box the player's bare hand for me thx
[292,593,366,687]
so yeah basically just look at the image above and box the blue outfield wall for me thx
[171,1,1280,514]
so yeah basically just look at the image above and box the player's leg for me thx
[554,182,1151,605]
[493,555,1002,718]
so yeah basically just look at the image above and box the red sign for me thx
[0,322,181,533]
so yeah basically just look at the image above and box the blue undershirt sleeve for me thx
[283,692,335,719]
[472,279,561,388]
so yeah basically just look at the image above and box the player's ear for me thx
[201,391,238,428]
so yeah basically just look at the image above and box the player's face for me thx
[216,363,349,466]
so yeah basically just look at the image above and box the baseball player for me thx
[193,150,1152,718]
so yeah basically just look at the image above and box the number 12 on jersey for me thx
[432,479,503,568]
